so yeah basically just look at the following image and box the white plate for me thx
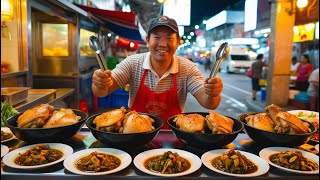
[63,148,131,175]
[259,147,319,174]
[201,149,269,177]
[315,144,319,152]
[1,144,9,157]
[2,143,73,169]
[133,148,202,177]
[287,110,319,121]
[1,127,15,143]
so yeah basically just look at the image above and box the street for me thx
[184,63,258,120]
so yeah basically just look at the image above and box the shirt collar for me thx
[143,52,179,74]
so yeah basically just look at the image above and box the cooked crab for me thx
[120,111,154,133]
[93,106,126,132]
[43,108,81,128]
[173,114,205,133]
[205,111,234,134]
[17,104,54,128]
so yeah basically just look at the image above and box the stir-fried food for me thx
[144,151,191,174]
[1,130,13,141]
[269,150,318,171]
[75,151,121,172]
[14,144,63,166]
[212,149,258,174]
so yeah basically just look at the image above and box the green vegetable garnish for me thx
[1,102,19,127]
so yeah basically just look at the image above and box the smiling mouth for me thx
[157,50,168,54]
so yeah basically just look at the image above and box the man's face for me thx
[146,26,180,63]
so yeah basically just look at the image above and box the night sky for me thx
[190,0,244,26]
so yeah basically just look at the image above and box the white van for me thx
[212,46,253,73]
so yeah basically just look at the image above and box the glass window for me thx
[42,23,69,56]
[80,29,96,57]
[230,55,250,61]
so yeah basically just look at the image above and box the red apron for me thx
[130,70,182,129]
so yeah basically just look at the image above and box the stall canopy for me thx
[77,4,145,43]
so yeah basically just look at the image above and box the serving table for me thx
[1,129,318,180]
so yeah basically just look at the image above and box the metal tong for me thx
[89,36,108,71]
[209,42,230,78]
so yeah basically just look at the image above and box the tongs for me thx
[209,42,230,78]
[89,36,108,71]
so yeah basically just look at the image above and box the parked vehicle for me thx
[211,46,253,74]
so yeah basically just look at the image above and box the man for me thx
[250,54,267,101]
[92,16,223,129]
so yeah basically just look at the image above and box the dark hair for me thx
[292,56,297,61]
[302,54,310,63]
[257,54,264,60]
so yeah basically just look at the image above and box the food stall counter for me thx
[1,129,318,180]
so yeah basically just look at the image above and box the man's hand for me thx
[204,77,223,97]
[92,69,113,90]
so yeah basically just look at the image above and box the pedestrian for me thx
[250,54,267,101]
[296,54,313,91]
[307,68,319,111]
[92,16,223,129]
[290,56,300,76]
[204,55,211,72]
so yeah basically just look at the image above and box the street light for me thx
[286,0,309,15]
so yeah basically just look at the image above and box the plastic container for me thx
[289,90,300,99]
[294,92,310,104]
[111,89,129,108]
[260,87,266,101]
[98,95,112,108]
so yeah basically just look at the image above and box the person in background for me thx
[307,68,319,111]
[290,56,300,76]
[250,54,267,101]
[92,16,223,129]
[296,54,313,91]
[204,55,212,72]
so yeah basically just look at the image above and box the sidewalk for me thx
[244,91,300,112]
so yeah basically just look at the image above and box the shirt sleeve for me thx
[187,63,204,95]
[111,58,132,88]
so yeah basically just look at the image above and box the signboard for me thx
[163,0,191,26]
[293,23,315,42]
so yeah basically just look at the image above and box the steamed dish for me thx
[17,104,81,128]
[269,150,318,171]
[245,104,311,134]
[93,107,155,133]
[43,108,81,128]
[205,111,234,134]
[18,104,54,128]
[173,114,205,133]
[173,111,234,134]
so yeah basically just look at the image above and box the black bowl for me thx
[5,109,88,143]
[167,112,244,148]
[85,112,163,147]
[238,113,317,147]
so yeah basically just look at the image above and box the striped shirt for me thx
[112,52,204,111]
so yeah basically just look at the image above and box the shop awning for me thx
[77,4,145,43]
